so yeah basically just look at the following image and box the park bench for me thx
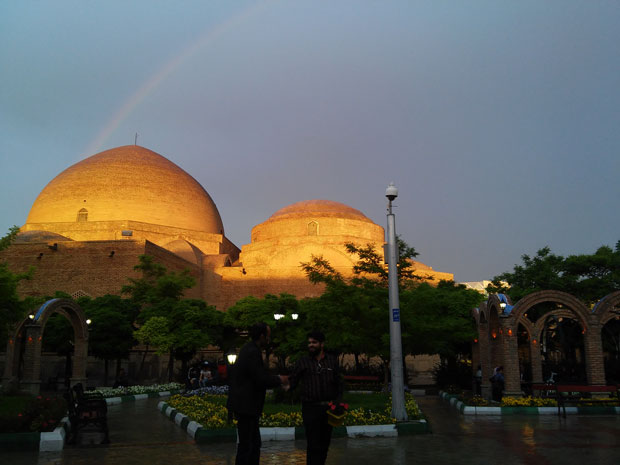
[343,375,382,390]
[532,383,620,417]
[64,383,110,444]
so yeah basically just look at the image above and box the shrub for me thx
[0,395,67,433]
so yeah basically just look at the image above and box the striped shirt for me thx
[289,352,343,403]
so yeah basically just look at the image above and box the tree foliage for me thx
[0,226,34,346]
[123,255,224,380]
[488,242,620,305]
[299,240,483,364]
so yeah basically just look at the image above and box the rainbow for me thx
[84,1,275,157]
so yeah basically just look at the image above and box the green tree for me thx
[488,242,620,305]
[225,293,304,367]
[81,295,139,385]
[124,255,223,381]
[300,240,483,383]
[0,226,33,347]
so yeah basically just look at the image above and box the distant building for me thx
[2,145,453,307]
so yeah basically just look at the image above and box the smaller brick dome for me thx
[251,199,383,244]
[269,200,373,223]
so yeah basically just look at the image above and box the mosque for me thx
[3,145,453,308]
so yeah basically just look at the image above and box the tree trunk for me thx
[354,353,360,372]
[382,358,390,387]
[138,345,149,382]
[168,350,175,382]
[104,359,109,386]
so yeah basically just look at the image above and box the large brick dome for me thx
[25,145,224,234]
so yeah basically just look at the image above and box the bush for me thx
[433,359,472,390]
[91,382,183,398]
[0,395,67,433]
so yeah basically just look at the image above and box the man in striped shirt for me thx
[289,331,343,465]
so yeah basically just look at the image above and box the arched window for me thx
[77,208,88,222]
[308,221,318,236]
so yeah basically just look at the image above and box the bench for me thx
[343,375,382,390]
[64,383,110,444]
[532,383,620,417]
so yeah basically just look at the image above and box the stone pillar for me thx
[478,323,492,399]
[1,335,18,392]
[530,338,543,383]
[471,340,480,394]
[20,324,43,395]
[70,336,88,387]
[501,325,522,397]
[584,321,606,385]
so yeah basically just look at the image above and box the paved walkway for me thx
[2,396,619,464]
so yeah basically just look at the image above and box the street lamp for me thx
[386,182,408,421]
[274,313,285,320]
[291,313,299,320]
[227,350,237,365]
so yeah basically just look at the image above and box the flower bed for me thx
[166,392,422,429]
[451,394,557,407]
[0,395,67,433]
[90,382,184,398]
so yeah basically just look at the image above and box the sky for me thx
[1,1,619,283]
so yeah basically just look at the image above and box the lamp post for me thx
[386,182,408,421]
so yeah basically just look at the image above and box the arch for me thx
[508,291,590,328]
[162,238,203,265]
[77,208,88,222]
[307,221,318,236]
[2,298,89,395]
[593,291,620,325]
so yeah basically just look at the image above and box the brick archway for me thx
[2,298,89,394]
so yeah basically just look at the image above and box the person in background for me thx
[491,365,505,402]
[113,368,129,388]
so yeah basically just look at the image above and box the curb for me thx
[0,417,70,452]
[157,401,429,443]
[105,389,182,405]
[439,391,620,416]
[0,389,182,453]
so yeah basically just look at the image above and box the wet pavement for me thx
[1,395,619,464]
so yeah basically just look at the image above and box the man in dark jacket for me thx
[289,330,343,465]
[227,322,287,465]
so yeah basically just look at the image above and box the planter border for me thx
[0,389,179,453]
[439,391,620,416]
[158,401,429,443]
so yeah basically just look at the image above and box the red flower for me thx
[18,413,22,417]
[343,403,349,410]
[330,404,336,410]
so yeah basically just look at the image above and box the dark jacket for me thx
[227,340,281,416]
[289,351,343,403]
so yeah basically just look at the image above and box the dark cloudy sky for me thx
[1,1,619,282]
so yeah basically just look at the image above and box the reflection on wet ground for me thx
[1,396,619,464]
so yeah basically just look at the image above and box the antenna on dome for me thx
[134,132,139,145]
